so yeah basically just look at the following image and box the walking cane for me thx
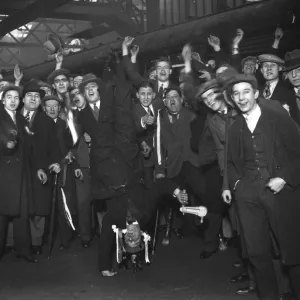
[48,173,58,259]
[151,208,160,256]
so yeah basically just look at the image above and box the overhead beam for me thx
[0,0,70,38]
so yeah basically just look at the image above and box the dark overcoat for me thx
[227,99,300,265]
[0,110,28,216]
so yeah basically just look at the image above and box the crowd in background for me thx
[0,26,300,300]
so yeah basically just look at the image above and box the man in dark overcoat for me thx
[226,73,300,300]
[0,86,36,263]
[21,80,61,255]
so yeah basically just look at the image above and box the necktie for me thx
[93,104,99,121]
[171,114,178,124]
[158,85,164,98]
[264,82,271,99]
[12,112,17,125]
[25,111,31,126]
[147,107,154,117]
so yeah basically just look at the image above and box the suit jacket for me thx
[0,110,28,216]
[227,99,300,265]
[133,102,160,168]
[155,107,198,178]
[78,80,141,199]
[122,55,177,109]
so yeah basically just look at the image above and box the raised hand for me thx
[14,64,23,85]
[275,27,283,40]
[123,36,135,48]
[222,189,232,204]
[182,44,192,62]
[208,35,220,51]
[233,28,244,47]
[130,45,140,57]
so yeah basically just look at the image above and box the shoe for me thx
[236,286,256,295]
[16,255,38,263]
[280,292,295,300]
[101,270,118,277]
[81,240,91,249]
[31,245,42,255]
[172,229,184,239]
[199,250,216,259]
[232,261,243,268]
[59,242,71,251]
[229,271,249,283]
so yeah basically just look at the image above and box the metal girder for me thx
[0,0,70,38]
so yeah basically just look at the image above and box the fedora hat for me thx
[47,68,70,85]
[78,73,104,94]
[43,33,64,55]
[22,80,45,99]
[194,79,219,100]
[284,49,300,72]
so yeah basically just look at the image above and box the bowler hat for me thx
[258,54,284,66]
[1,85,22,99]
[78,73,104,94]
[22,80,45,99]
[47,68,70,85]
[284,49,300,72]
[194,79,219,100]
[42,95,63,105]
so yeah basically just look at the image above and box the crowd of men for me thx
[0,26,300,300]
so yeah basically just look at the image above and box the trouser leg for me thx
[75,168,92,242]
[143,166,154,190]
[236,179,278,300]
[30,216,45,246]
[98,194,128,271]
[5,221,14,247]
[273,259,291,295]
[0,216,9,257]
[288,264,300,300]
[13,217,31,257]
[201,213,222,252]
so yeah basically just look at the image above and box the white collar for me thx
[294,87,300,94]
[158,81,169,89]
[23,109,34,116]
[89,100,100,109]
[243,104,260,121]
[142,103,153,112]
[217,106,228,115]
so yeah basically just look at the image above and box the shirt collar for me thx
[23,109,34,116]
[89,100,100,109]
[158,81,169,89]
[267,79,279,89]
[243,103,261,121]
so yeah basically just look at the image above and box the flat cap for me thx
[194,79,219,100]
[225,73,258,91]
[258,54,284,66]
[47,68,70,84]
[42,95,63,104]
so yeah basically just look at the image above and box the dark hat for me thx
[78,73,104,94]
[241,56,257,67]
[38,80,53,90]
[47,68,70,85]
[284,49,300,72]
[43,33,64,55]
[194,79,219,100]
[22,80,46,99]
[225,73,258,91]
[258,54,284,66]
[42,95,63,105]
[1,85,22,99]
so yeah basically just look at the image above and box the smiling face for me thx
[155,61,172,82]
[136,87,155,107]
[231,82,259,115]
[261,62,281,82]
[164,89,183,114]
[201,88,225,112]
[53,74,69,95]
[84,82,100,104]
[242,60,256,75]
[23,92,41,111]
[3,90,20,111]
[287,67,300,88]
[44,99,61,119]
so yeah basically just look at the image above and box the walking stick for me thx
[48,173,58,259]
[151,208,160,256]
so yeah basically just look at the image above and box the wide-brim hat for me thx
[22,80,46,99]
[43,33,64,55]
[1,85,22,99]
[284,49,300,72]
[194,79,219,100]
[47,68,70,85]
[224,73,258,91]
[78,73,104,94]
[42,95,63,105]
[258,54,284,66]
